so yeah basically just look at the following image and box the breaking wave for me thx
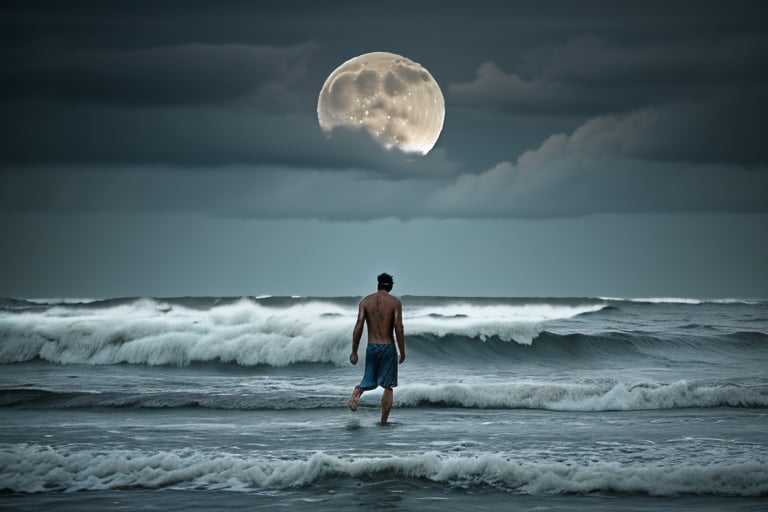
[1,445,765,496]
[0,297,610,367]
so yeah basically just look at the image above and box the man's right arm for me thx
[394,300,405,364]
[350,302,365,365]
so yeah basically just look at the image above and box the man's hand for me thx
[399,352,406,364]
[349,352,358,365]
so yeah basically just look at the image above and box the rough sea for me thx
[0,295,766,511]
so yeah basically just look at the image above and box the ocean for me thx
[0,295,766,511]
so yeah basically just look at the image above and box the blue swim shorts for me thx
[358,342,398,391]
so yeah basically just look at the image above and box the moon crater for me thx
[318,52,445,155]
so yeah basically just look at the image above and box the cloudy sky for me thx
[1,1,766,298]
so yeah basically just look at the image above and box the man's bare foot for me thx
[347,387,361,411]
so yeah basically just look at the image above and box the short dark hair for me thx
[377,273,394,291]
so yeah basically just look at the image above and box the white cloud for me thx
[425,107,768,217]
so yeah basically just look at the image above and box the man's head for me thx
[377,273,394,292]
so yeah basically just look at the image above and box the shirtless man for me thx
[347,273,405,425]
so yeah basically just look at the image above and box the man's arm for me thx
[350,302,365,365]
[394,300,405,364]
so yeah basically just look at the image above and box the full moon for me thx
[317,52,445,155]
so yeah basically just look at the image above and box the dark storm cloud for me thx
[448,30,768,169]
[0,41,318,106]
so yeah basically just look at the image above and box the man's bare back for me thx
[357,291,403,344]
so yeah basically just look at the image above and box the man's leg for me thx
[348,386,362,411]
[380,387,393,425]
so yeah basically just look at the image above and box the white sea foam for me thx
[3,378,764,411]
[1,445,765,496]
[395,380,768,411]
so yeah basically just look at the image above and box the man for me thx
[347,272,406,425]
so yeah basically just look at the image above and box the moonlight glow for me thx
[317,52,445,155]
